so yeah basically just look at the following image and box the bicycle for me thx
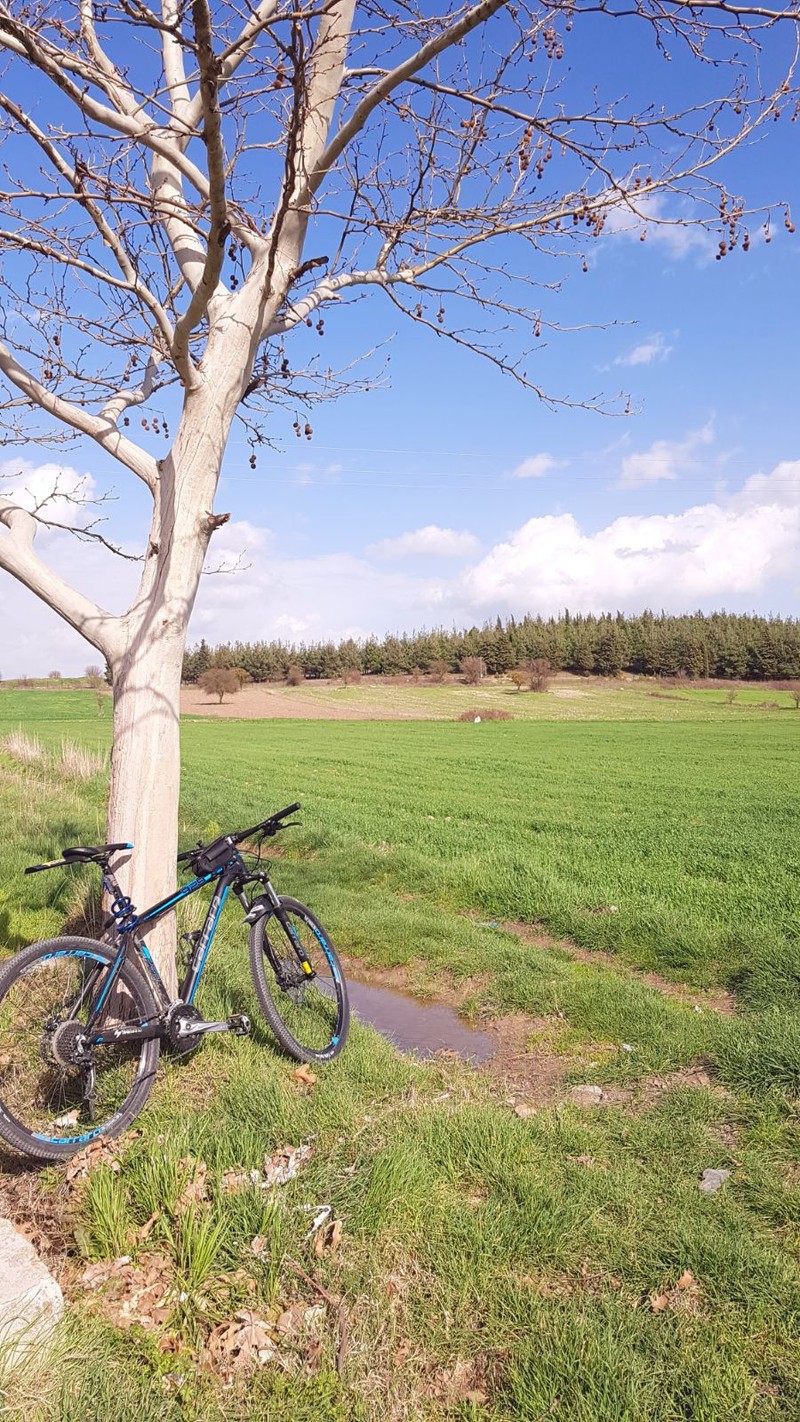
[0,803,350,1161]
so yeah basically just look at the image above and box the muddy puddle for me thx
[348,979,495,1063]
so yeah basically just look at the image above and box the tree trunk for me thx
[107,622,184,997]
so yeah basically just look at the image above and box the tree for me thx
[0,0,794,985]
[522,658,553,692]
[198,667,241,703]
[461,656,485,685]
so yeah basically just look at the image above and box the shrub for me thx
[231,667,251,686]
[428,658,449,683]
[508,669,527,692]
[85,664,102,679]
[460,656,485,685]
[457,707,512,721]
[48,669,62,680]
[787,681,800,709]
[341,666,362,686]
[198,668,241,703]
[521,657,553,692]
[286,664,304,687]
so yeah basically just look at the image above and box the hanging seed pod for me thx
[304,422,313,440]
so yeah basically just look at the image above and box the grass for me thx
[1,688,800,1418]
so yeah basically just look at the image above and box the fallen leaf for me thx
[514,1103,536,1119]
[263,1142,313,1186]
[138,1212,160,1243]
[650,1293,669,1313]
[465,1390,488,1406]
[292,1064,318,1088]
[251,1235,269,1258]
[176,1157,208,1212]
[677,1269,695,1290]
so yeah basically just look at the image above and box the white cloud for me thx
[602,193,717,260]
[0,458,97,528]
[614,333,673,368]
[619,421,715,489]
[368,525,480,559]
[462,471,800,616]
[510,453,563,480]
[3,459,799,675]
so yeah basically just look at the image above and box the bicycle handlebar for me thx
[176,803,302,866]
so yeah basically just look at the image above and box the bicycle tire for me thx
[248,896,349,1063]
[0,936,160,1162]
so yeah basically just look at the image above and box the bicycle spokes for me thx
[0,952,147,1145]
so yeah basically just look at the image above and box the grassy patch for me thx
[1,692,800,1417]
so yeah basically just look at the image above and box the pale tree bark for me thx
[0,0,796,986]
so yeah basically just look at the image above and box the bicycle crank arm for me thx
[175,1014,251,1039]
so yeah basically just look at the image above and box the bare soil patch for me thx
[181,683,419,720]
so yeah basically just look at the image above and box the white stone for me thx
[698,1168,732,1196]
[0,1218,64,1352]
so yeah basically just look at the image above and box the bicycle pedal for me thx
[228,1014,251,1037]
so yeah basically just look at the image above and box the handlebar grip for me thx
[275,802,301,819]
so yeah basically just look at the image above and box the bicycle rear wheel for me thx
[248,897,349,1063]
[0,937,160,1162]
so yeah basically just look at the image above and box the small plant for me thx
[86,671,107,715]
[286,663,304,686]
[84,1164,132,1260]
[457,707,512,721]
[198,667,242,703]
[787,681,800,709]
[508,669,528,692]
[341,665,362,686]
[726,687,738,705]
[47,669,62,680]
[231,666,252,687]
[460,656,485,685]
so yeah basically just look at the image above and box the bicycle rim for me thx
[0,946,155,1150]
[260,906,346,1056]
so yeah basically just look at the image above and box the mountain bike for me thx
[0,803,349,1161]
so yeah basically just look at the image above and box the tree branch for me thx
[0,342,158,491]
[171,0,230,376]
[0,497,123,658]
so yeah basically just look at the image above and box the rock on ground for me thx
[0,1218,64,1353]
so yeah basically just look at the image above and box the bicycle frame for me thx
[81,858,284,1048]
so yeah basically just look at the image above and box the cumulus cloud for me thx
[3,458,799,675]
[619,421,715,489]
[462,469,800,616]
[368,525,480,559]
[614,333,673,368]
[510,453,563,480]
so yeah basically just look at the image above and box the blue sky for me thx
[1,10,798,675]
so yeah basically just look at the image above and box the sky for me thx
[1,10,799,675]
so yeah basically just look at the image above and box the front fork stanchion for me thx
[275,908,315,978]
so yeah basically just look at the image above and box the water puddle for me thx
[348,979,495,1063]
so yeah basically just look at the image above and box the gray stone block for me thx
[0,1218,64,1352]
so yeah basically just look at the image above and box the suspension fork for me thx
[239,883,314,979]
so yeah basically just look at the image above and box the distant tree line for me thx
[182,611,800,684]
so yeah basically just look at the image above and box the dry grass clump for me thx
[2,729,45,764]
[457,708,513,722]
[58,739,108,780]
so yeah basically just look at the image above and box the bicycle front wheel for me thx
[249,897,349,1063]
[0,937,160,1162]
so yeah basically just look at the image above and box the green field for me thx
[1,690,799,1420]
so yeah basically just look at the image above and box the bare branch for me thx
[0,342,158,491]
[0,496,123,658]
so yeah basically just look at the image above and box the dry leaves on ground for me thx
[176,1157,208,1212]
[649,1269,702,1315]
[312,1217,343,1259]
[292,1064,318,1090]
